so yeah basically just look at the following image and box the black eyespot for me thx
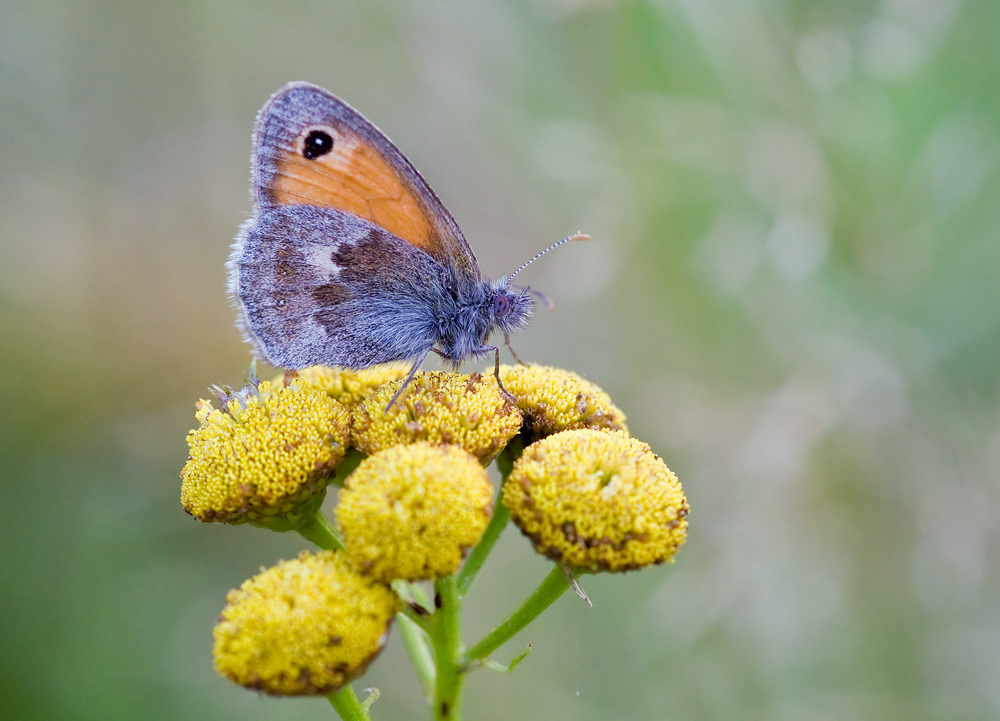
[302,130,334,160]
[493,294,512,318]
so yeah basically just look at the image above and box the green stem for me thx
[296,510,345,551]
[398,602,433,634]
[327,684,371,721]
[333,448,367,487]
[496,435,525,479]
[455,436,524,597]
[397,612,435,701]
[455,503,509,598]
[465,565,570,662]
[430,576,465,720]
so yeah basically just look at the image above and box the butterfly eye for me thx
[493,294,512,318]
[302,130,334,160]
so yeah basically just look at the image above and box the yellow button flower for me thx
[213,550,397,695]
[498,364,627,442]
[277,363,410,408]
[352,371,522,464]
[503,429,688,572]
[336,443,495,582]
[181,379,350,524]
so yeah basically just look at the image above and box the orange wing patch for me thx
[267,124,437,253]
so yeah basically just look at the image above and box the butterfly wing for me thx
[230,204,453,369]
[250,81,480,279]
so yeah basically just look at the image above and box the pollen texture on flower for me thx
[181,379,350,523]
[336,443,495,582]
[498,364,627,442]
[352,371,522,464]
[279,363,410,408]
[213,550,397,695]
[503,429,688,572]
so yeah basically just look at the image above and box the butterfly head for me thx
[479,233,590,344]
[448,234,589,363]
[485,278,534,338]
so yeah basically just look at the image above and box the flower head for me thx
[503,429,688,572]
[336,443,494,582]
[352,371,522,464]
[498,364,627,442]
[181,379,350,524]
[279,363,410,408]
[213,550,397,695]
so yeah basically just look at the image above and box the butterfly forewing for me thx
[251,82,480,279]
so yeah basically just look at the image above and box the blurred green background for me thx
[3,0,999,719]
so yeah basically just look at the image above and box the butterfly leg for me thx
[504,333,528,366]
[384,347,433,412]
[475,345,517,404]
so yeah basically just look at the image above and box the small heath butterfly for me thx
[228,82,586,406]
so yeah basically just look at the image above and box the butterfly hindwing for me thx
[251,82,480,280]
[231,205,452,369]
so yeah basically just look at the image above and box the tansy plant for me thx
[181,362,689,720]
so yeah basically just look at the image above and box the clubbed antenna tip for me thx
[508,233,589,281]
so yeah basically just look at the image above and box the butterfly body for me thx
[228,82,536,381]
[233,204,532,370]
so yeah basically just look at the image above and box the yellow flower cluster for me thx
[498,364,628,441]
[352,371,522,464]
[502,430,688,572]
[336,443,495,582]
[181,379,349,523]
[184,368,518,693]
[184,361,687,697]
[213,550,397,695]
[277,363,410,408]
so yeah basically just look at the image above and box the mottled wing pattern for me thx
[251,82,479,279]
[229,205,451,369]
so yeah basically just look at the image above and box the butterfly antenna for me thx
[507,233,589,281]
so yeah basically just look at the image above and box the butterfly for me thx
[228,82,586,407]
